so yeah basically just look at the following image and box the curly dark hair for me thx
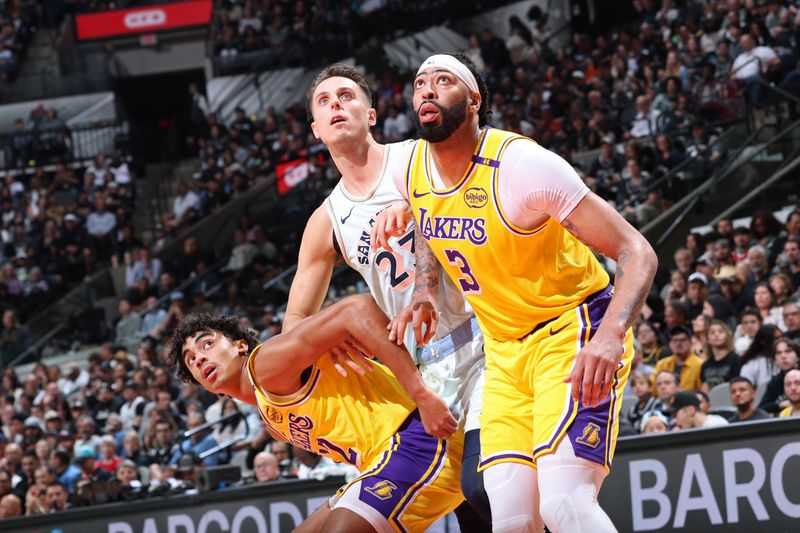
[168,313,260,384]
[446,52,492,128]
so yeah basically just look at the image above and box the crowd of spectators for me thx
[210,0,510,73]
[0,0,35,90]
[3,0,800,520]
[0,145,137,365]
[623,209,800,435]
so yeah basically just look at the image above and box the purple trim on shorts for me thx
[357,415,442,529]
[565,286,621,467]
[392,440,448,528]
[479,451,534,469]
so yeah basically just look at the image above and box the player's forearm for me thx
[412,227,441,302]
[342,295,428,400]
[601,236,657,337]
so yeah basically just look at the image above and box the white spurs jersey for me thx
[324,141,484,429]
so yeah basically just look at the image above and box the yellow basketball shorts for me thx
[334,412,464,532]
[478,285,633,473]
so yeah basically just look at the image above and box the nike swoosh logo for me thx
[550,323,571,336]
[413,189,430,198]
[340,206,355,224]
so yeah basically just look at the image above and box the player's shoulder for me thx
[386,139,419,164]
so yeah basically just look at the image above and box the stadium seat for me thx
[708,383,733,410]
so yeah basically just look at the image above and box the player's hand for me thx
[414,387,458,439]
[327,337,375,377]
[563,332,624,408]
[387,299,439,346]
[370,202,413,253]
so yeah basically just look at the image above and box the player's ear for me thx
[310,119,321,139]
[235,339,250,358]
[368,108,377,127]
[469,91,481,112]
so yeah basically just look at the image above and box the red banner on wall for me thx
[76,1,213,40]
[276,159,314,195]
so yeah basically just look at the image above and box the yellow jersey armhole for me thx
[491,135,548,237]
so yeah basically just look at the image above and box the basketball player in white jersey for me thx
[283,63,491,531]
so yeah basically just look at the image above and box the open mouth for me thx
[202,365,217,382]
[330,115,347,125]
[418,102,440,124]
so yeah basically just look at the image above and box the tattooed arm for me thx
[561,192,658,407]
[387,226,443,346]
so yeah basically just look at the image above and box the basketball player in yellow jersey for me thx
[169,294,463,533]
[372,53,658,533]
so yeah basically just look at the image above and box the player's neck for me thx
[428,123,482,187]
[330,135,385,197]
[229,361,257,405]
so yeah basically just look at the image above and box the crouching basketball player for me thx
[170,294,463,532]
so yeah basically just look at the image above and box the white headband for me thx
[417,54,480,95]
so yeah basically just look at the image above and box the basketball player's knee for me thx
[539,492,577,532]
[538,480,614,533]
[492,514,535,533]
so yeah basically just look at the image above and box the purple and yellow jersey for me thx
[246,346,415,470]
[405,127,610,341]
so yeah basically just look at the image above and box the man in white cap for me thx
[372,53,657,533]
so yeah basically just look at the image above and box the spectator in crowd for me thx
[95,435,122,474]
[747,245,771,284]
[0,310,31,367]
[652,370,681,416]
[669,391,729,430]
[252,451,279,483]
[734,307,763,355]
[700,319,740,392]
[691,313,711,357]
[769,273,794,306]
[629,95,661,139]
[739,324,782,388]
[114,459,141,491]
[124,248,162,289]
[627,372,657,433]
[145,418,179,466]
[115,299,142,354]
[636,321,671,366]
[753,282,785,330]
[729,377,771,423]
[780,237,800,290]
[49,450,80,492]
[759,339,800,415]
[779,369,800,418]
[641,411,670,434]
[0,493,21,518]
[171,183,201,229]
[731,33,780,102]
[784,302,800,343]
[45,481,69,513]
[653,327,703,393]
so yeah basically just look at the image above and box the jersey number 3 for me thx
[445,249,481,294]
[375,230,415,291]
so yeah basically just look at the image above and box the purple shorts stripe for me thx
[565,287,623,467]
[479,451,534,469]
[355,414,444,526]
[603,362,624,467]
[391,439,448,529]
